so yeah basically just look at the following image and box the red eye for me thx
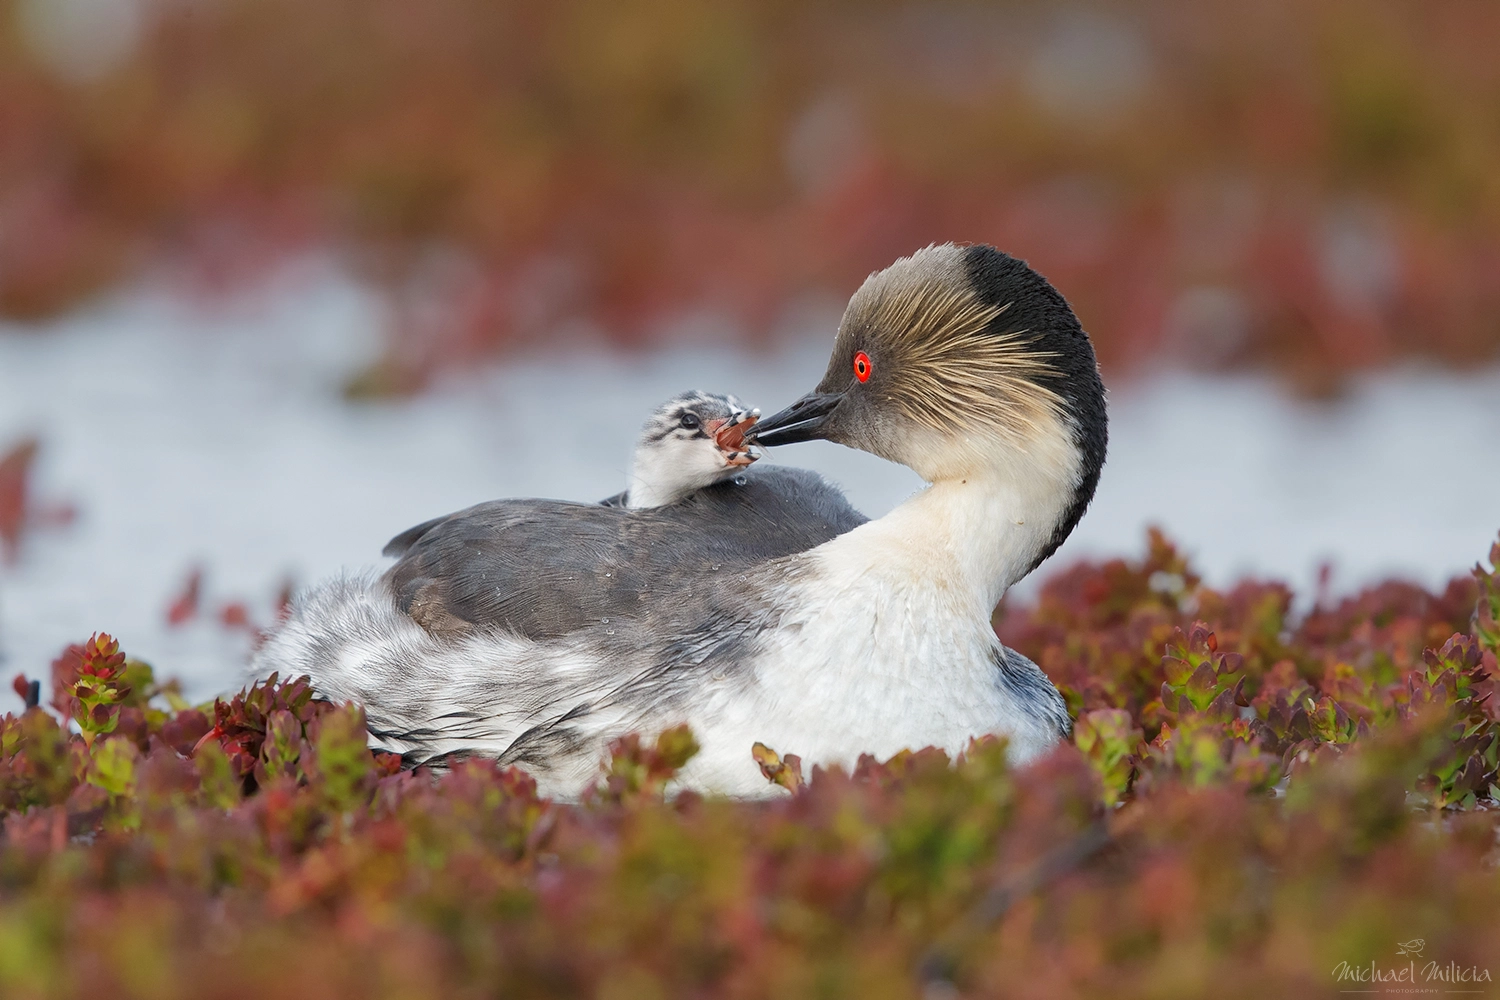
[853,351,871,383]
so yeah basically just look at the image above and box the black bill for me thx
[746,391,843,446]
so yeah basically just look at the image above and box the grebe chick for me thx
[599,391,760,509]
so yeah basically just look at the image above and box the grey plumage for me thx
[327,415,868,779]
[993,646,1072,741]
[383,464,866,639]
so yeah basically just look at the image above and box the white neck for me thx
[626,436,736,509]
[813,427,1081,613]
[625,449,686,509]
[625,476,675,510]
[841,476,1058,611]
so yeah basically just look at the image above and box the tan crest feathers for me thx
[843,245,1066,444]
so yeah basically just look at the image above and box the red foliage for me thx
[164,566,203,627]
[4,2,1500,391]
[0,436,38,562]
[196,672,337,791]
[0,534,1495,997]
[48,641,86,719]
[219,601,252,629]
[1001,529,1500,810]
[0,532,1495,995]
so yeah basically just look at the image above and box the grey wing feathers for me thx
[383,464,866,640]
[995,645,1073,740]
[382,515,451,558]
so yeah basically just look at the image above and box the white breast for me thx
[676,512,1063,794]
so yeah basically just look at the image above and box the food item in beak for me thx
[715,412,759,467]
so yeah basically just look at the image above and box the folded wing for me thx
[383,465,866,640]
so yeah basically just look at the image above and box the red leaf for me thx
[0,437,39,563]
[80,633,125,677]
[220,602,251,629]
[166,567,204,627]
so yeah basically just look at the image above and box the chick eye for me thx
[853,351,872,383]
[679,412,700,430]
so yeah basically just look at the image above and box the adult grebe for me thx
[253,244,1105,796]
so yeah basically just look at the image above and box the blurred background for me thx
[1,0,1497,696]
